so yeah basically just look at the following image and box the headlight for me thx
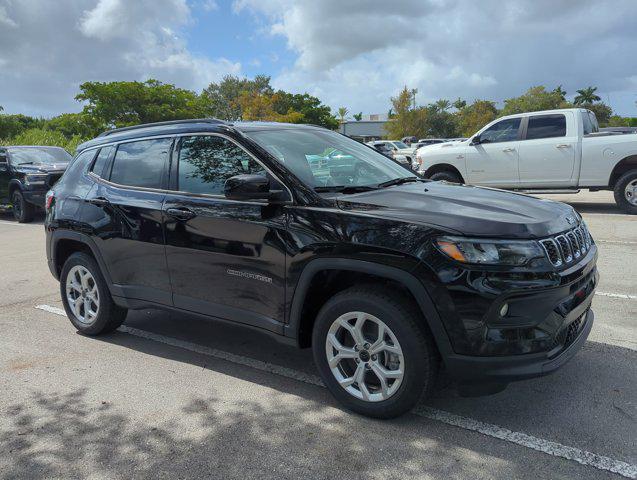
[25,173,48,185]
[435,236,545,266]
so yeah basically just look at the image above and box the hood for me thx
[14,163,68,174]
[336,181,579,238]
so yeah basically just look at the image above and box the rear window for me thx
[526,114,566,140]
[109,138,171,189]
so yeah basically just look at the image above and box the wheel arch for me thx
[8,179,23,197]
[609,155,637,188]
[284,258,452,356]
[423,163,465,183]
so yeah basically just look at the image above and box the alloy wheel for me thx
[66,265,100,324]
[325,311,404,402]
[625,179,637,206]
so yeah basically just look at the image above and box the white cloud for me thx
[0,0,240,116]
[235,0,637,116]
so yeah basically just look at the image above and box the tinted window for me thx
[109,138,171,188]
[177,136,265,195]
[480,118,521,144]
[91,146,112,177]
[526,114,566,140]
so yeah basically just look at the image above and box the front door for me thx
[465,117,522,188]
[518,113,577,187]
[163,134,288,331]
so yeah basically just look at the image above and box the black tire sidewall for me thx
[312,290,431,418]
[12,191,32,223]
[60,252,118,335]
[614,170,637,214]
[430,171,461,183]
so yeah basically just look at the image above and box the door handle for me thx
[165,207,197,221]
[556,144,571,148]
[87,197,109,206]
[502,148,516,153]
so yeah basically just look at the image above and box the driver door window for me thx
[480,118,521,144]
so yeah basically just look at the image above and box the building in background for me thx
[338,114,390,142]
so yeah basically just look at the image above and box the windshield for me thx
[391,141,409,149]
[8,147,72,166]
[245,128,413,189]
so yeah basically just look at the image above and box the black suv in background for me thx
[0,146,71,222]
[45,119,598,418]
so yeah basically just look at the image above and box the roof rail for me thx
[97,118,229,137]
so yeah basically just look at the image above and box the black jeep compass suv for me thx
[45,119,598,418]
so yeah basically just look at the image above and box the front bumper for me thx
[23,190,46,207]
[444,308,593,383]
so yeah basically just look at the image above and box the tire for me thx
[60,252,128,335]
[429,170,462,183]
[12,190,35,223]
[312,285,438,419]
[613,169,637,214]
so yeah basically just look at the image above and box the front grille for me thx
[540,224,594,268]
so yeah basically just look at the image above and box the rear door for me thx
[518,112,576,187]
[466,117,522,187]
[83,137,173,305]
[163,134,288,330]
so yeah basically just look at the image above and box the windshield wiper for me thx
[314,185,378,194]
[377,177,420,188]
[17,161,36,165]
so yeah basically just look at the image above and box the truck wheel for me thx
[312,285,438,418]
[614,170,637,214]
[429,171,462,183]
[60,252,128,335]
[12,190,35,223]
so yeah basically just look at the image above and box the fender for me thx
[8,179,24,195]
[49,230,118,296]
[283,258,454,356]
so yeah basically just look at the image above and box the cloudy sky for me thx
[1,0,636,118]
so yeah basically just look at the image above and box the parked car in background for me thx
[415,108,637,213]
[366,140,412,167]
[0,145,71,222]
[46,119,597,418]
[401,136,418,145]
[600,126,637,135]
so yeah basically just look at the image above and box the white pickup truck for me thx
[415,108,637,213]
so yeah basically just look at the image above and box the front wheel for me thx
[312,285,438,418]
[60,252,128,335]
[613,170,637,214]
[12,190,35,223]
[429,170,462,183]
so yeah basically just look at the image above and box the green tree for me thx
[582,102,613,125]
[433,99,451,112]
[199,74,273,121]
[238,92,304,123]
[353,112,363,121]
[501,86,571,116]
[76,79,202,129]
[2,128,83,153]
[574,86,601,105]
[553,85,567,101]
[0,114,44,139]
[44,112,104,139]
[384,87,420,139]
[455,100,498,137]
[452,98,467,110]
[271,91,338,129]
[337,107,348,123]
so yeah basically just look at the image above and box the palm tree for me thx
[574,86,601,105]
[553,85,567,100]
[434,99,451,112]
[337,107,348,123]
[453,98,466,110]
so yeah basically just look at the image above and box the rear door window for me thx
[177,135,265,195]
[109,138,171,189]
[525,114,567,140]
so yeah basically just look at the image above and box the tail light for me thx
[45,190,55,212]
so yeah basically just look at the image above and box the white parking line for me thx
[596,292,637,300]
[596,240,637,246]
[35,304,637,478]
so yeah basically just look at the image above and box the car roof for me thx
[76,118,327,152]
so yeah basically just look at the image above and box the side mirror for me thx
[471,135,481,145]
[224,174,287,203]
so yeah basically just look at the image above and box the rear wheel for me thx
[312,285,438,418]
[60,252,128,335]
[613,170,637,214]
[12,190,35,223]
[429,170,462,183]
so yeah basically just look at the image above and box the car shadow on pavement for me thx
[560,202,627,215]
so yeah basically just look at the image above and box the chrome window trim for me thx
[82,131,295,205]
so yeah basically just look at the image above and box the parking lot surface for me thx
[1,190,635,479]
